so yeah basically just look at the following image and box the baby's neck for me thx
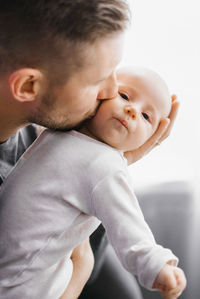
[78,125,99,142]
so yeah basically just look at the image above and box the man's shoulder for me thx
[0,125,38,184]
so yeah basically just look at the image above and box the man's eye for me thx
[119,93,129,101]
[142,113,149,121]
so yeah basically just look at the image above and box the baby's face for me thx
[86,67,171,151]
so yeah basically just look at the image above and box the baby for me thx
[0,67,186,299]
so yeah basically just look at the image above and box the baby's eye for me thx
[119,93,129,101]
[142,112,149,121]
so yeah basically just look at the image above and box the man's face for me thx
[30,33,124,130]
[86,67,171,151]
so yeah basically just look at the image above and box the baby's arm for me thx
[59,238,94,299]
[124,95,179,165]
[152,263,187,299]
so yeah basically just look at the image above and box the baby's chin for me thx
[89,126,142,152]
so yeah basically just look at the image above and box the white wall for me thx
[121,0,200,191]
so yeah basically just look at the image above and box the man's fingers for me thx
[171,94,177,102]
[143,118,170,151]
[159,99,180,143]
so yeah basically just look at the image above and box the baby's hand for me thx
[152,263,187,299]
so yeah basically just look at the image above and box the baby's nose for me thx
[124,106,137,120]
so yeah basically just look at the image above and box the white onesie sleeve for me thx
[91,169,178,290]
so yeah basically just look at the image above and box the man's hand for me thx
[59,239,94,299]
[124,95,179,165]
[152,263,187,299]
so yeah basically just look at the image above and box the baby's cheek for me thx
[129,133,146,150]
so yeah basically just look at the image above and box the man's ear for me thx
[9,68,45,103]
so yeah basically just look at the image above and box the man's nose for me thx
[97,73,118,100]
[124,106,137,120]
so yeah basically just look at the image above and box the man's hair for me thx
[0,0,130,79]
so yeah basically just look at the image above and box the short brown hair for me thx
[0,0,130,78]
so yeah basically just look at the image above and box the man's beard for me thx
[27,91,100,132]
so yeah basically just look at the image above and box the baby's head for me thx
[85,66,171,151]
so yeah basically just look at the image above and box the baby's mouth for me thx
[120,119,128,129]
[115,117,128,129]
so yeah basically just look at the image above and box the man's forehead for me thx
[73,39,124,84]
[80,33,124,66]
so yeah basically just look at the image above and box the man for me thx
[0,1,179,298]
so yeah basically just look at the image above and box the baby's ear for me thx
[9,68,44,103]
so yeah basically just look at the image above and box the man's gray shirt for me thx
[0,125,37,186]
